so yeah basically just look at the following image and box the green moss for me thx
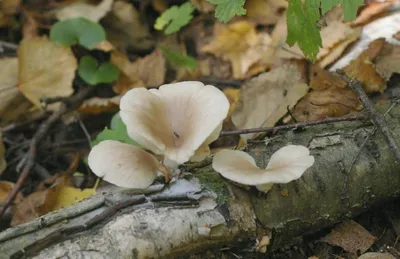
[189,167,229,205]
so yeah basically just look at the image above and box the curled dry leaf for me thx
[201,21,274,79]
[88,140,160,189]
[54,0,114,22]
[232,64,309,141]
[102,1,154,52]
[212,145,314,193]
[350,0,396,26]
[0,57,32,126]
[292,68,362,122]
[120,81,230,165]
[18,36,77,110]
[111,49,166,94]
[245,0,287,25]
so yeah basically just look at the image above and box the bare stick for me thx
[337,70,400,163]
[219,113,367,137]
[0,86,94,218]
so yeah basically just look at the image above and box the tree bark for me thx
[1,103,400,259]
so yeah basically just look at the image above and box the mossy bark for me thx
[1,103,400,258]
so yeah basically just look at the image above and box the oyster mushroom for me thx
[212,145,315,193]
[119,81,230,168]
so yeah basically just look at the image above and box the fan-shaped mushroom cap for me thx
[212,145,314,188]
[120,81,229,165]
[88,140,160,189]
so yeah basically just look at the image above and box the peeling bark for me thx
[1,103,400,258]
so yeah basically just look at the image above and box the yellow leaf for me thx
[201,21,273,79]
[51,186,95,211]
[0,181,22,204]
[18,36,77,110]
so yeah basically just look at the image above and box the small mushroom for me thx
[88,140,160,189]
[212,145,315,193]
[119,81,230,166]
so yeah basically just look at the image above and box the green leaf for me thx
[78,56,119,85]
[207,0,246,23]
[286,0,322,61]
[91,113,141,147]
[159,46,197,70]
[50,18,106,49]
[320,0,363,21]
[154,2,195,34]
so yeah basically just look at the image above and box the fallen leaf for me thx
[102,1,154,52]
[0,57,33,126]
[358,252,396,259]
[191,0,215,13]
[0,134,6,175]
[223,87,240,119]
[1,0,21,15]
[0,181,22,204]
[350,0,396,26]
[320,220,376,254]
[51,186,95,211]
[18,36,77,110]
[374,42,400,81]
[343,38,386,93]
[232,64,309,141]
[78,96,120,115]
[54,0,114,22]
[201,21,274,79]
[309,65,347,90]
[245,0,287,25]
[111,49,166,94]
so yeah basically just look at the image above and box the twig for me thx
[0,86,95,219]
[219,113,367,137]
[1,112,50,133]
[337,70,400,163]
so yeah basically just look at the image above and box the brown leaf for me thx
[350,0,396,26]
[343,39,386,93]
[320,220,376,254]
[111,49,166,94]
[245,0,287,25]
[0,181,23,204]
[374,43,400,81]
[358,252,396,259]
[232,64,309,141]
[17,36,77,110]
[55,0,113,22]
[309,66,347,90]
[201,21,273,79]
[102,1,154,52]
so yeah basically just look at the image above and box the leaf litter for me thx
[0,0,399,257]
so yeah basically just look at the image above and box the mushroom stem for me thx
[158,162,171,183]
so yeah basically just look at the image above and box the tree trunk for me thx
[1,103,400,259]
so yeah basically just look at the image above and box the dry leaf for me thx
[343,39,386,93]
[191,0,214,13]
[245,0,287,25]
[0,181,22,204]
[350,0,396,26]
[54,0,114,22]
[18,36,77,110]
[320,220,376,254]
[232,64,309,141]
[1,0,21,15]
[223,87,240,119]
[201,21,274,79]
[374,42,400,81]
[358,252,396,259]
[50,186,95,211]
[102,0,154,52]
[309,65,347,90]
[78,96,120,115]
[111,49,166,94]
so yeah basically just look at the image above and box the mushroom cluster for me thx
[212,145,315,193]
[88,81,230,189]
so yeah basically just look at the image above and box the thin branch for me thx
[0,86,95,219]
[337,70,400,163]
[219,113,367,137]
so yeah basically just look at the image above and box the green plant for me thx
[159,46,197,71]
[78,56,119,86]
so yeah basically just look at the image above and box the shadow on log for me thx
[1,103,400,258]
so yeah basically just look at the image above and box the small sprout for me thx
[119,81,230,167]
[88,140,160,189]
[212,145,315,193]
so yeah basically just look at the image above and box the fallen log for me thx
[1,103,400,259]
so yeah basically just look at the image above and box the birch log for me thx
[1,103,400,258]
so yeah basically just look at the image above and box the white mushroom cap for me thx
[190,122,223,162]
[120,81,229,165]
[88,140,160,189]
[212,145,314,190]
